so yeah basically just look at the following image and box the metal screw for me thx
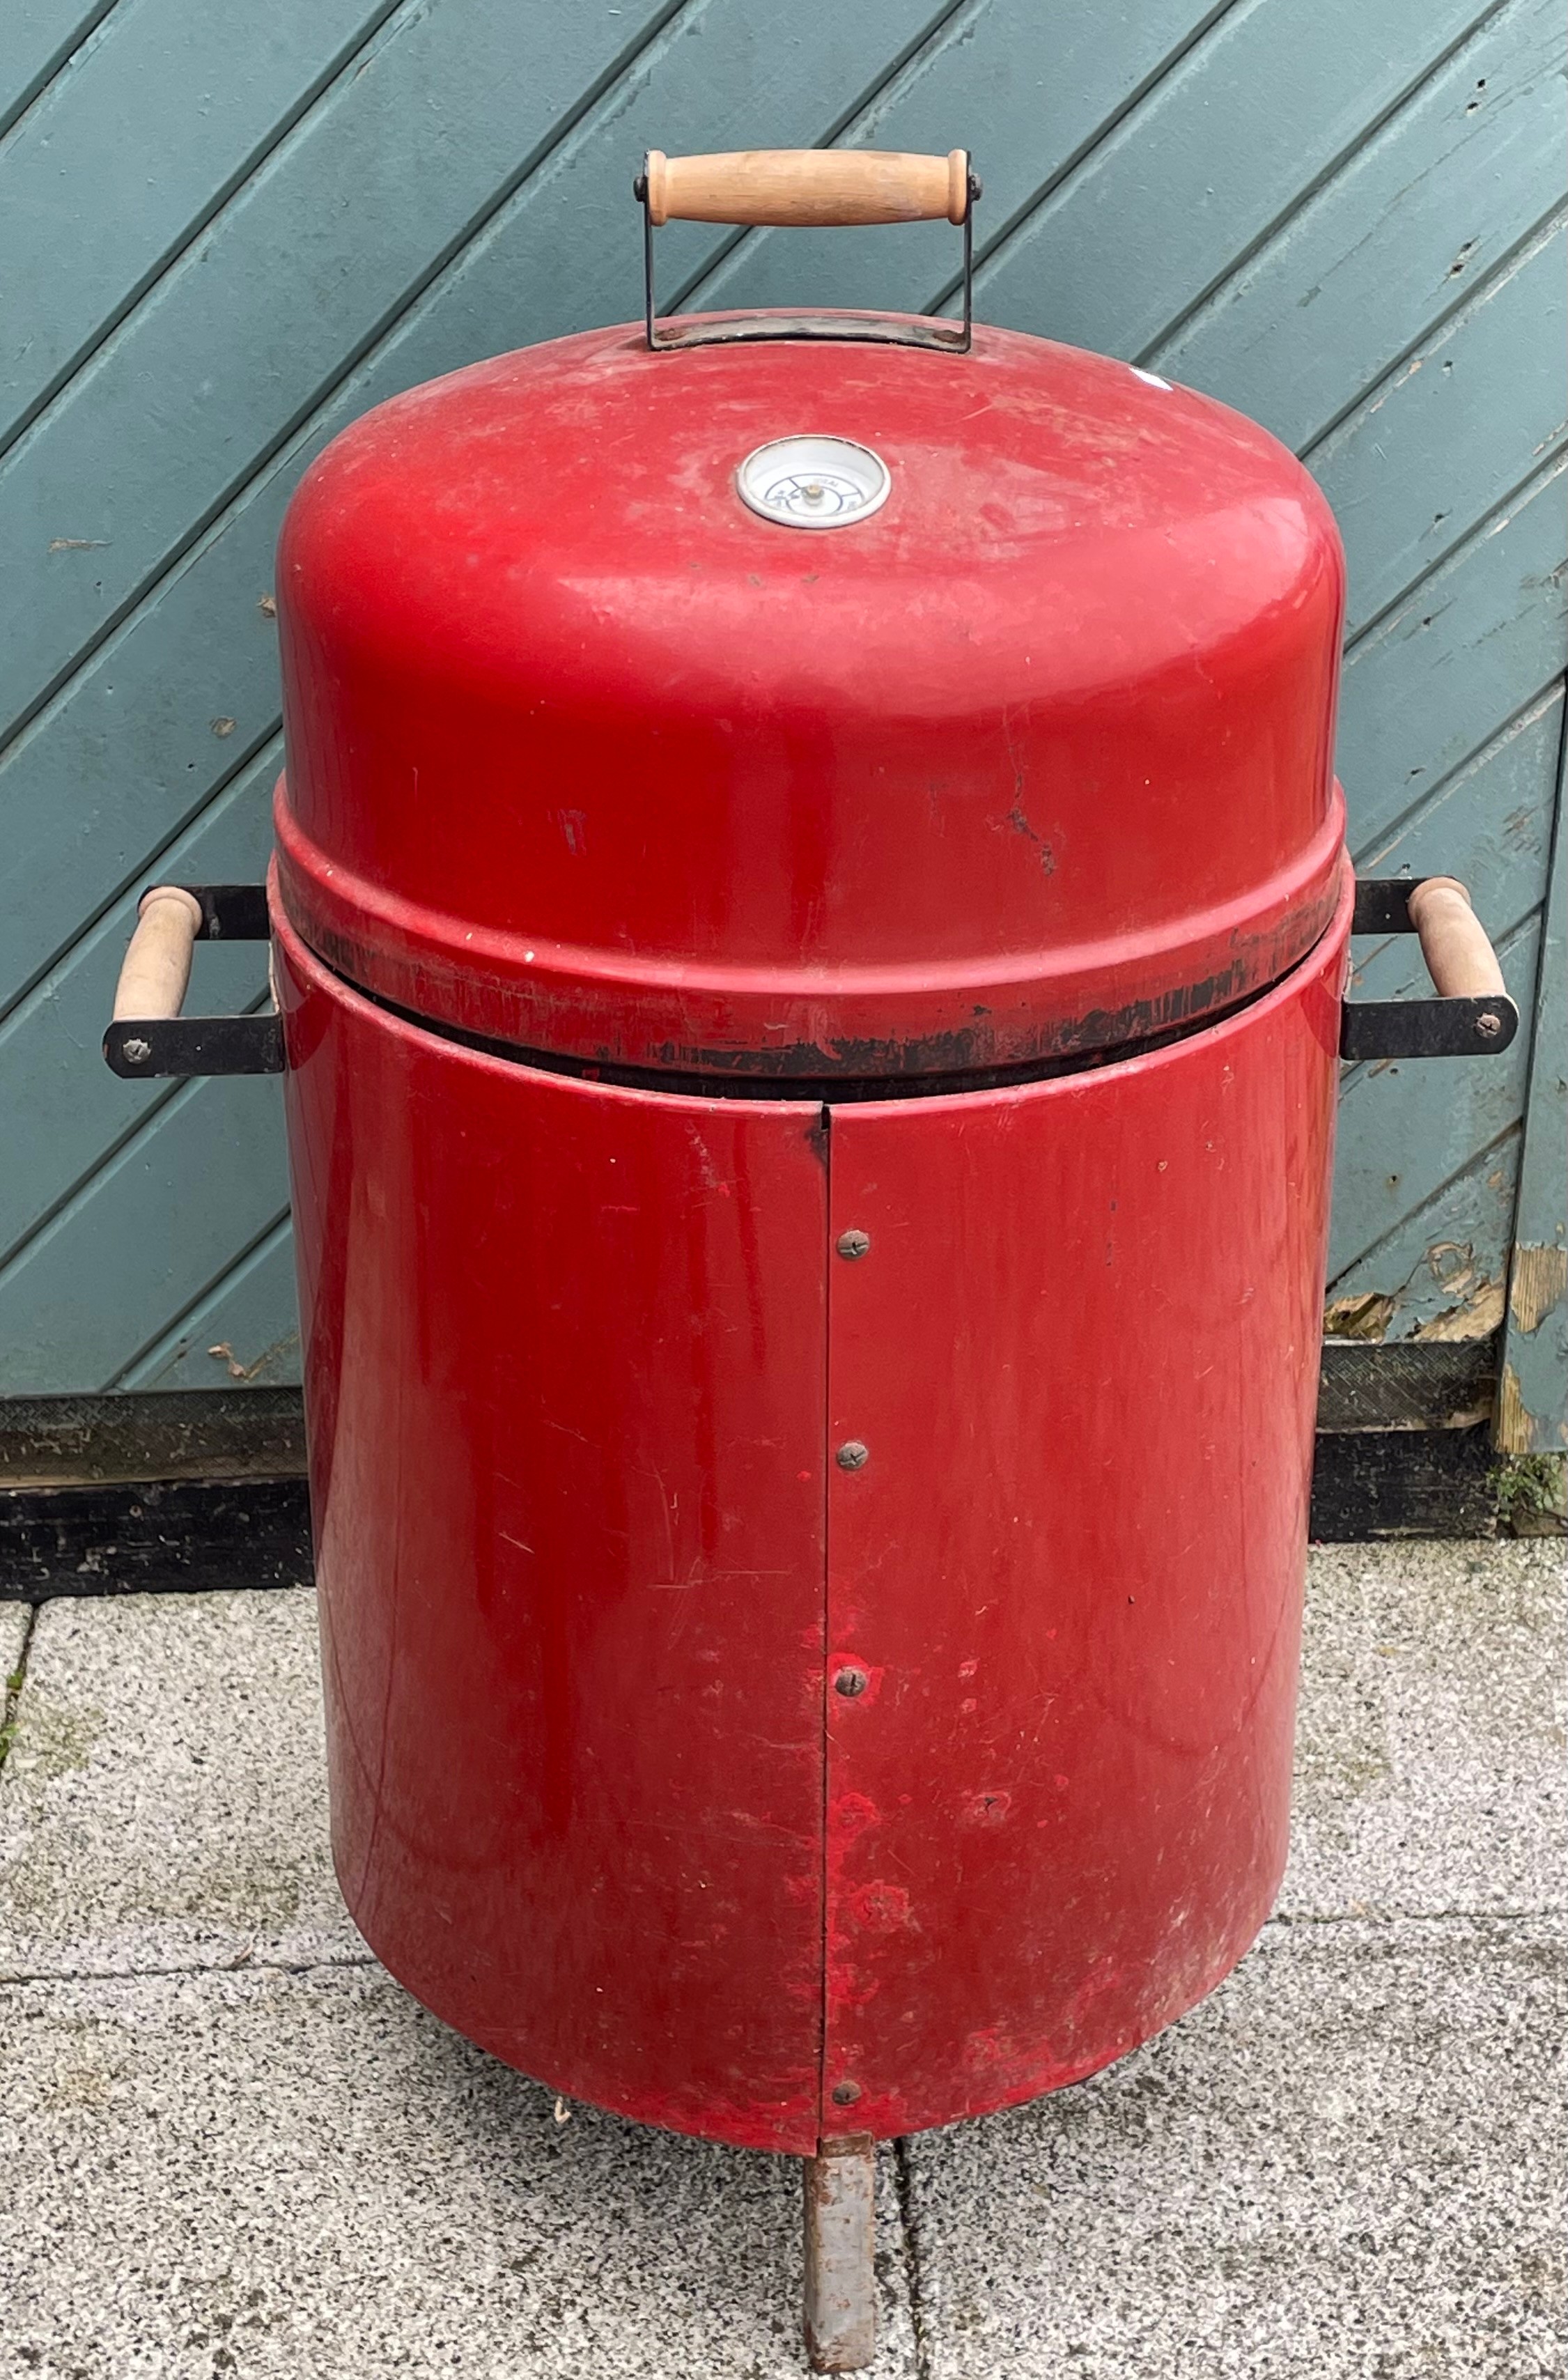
[835,1440,869,1471]
[831,2080,863,2105]
[835,1229,871,1260]
[1476,1010,1503,1039]
[121,1036,151,1065]
[834,1667,870,1699]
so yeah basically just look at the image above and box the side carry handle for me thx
[103,882,283,1079]
[1341,876,1518,1061]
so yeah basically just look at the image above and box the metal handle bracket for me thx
[103,881,283,1079]
[635,146,981,356]
[1341,876,1519,1061]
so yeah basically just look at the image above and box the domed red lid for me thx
[274,318,1345,1079]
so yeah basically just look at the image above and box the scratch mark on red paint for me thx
[824,1788,889,2021]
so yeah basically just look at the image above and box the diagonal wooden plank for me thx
[0,1069,289,1393]
[965,0,1497,358]
[1346,685,1562,991]
[1337,456,1567,856]
[0,542,286,1021]
[383,0,979,357]
[1333,683,1559,1313]
[0,0,687,743]
[1154,0,1565,451]
[0,0,403,454]
[0,0,116,137]
[1,0,1559,1408]
[1326,1130,1521,1336]
[112,1215,299,1391]
[0,0,963,1020]
[683,0,1232,318]
[1307,212,1567,637]
[0,738,277,1265]
[0,0,977,1389]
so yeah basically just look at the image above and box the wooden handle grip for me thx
[1407,876,1507,999]
[644,148,969,228]
[114,886,203,1021]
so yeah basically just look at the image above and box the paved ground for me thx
[0,1541,1561,2379]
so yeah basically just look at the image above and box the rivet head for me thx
[835,1440,869,1471]
[831,2080,863,2105]
[836,1229,871,1260]
[834,1666,870,1699]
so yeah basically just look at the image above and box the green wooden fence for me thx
[1,0,1563,1446]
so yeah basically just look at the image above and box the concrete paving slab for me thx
[0,1598,29,1682]
[0,1963,917,2379]
[1285,1540,1566,1917]
[0,1539,1561,2374]
[0,1589,360,1979]
[1,1545,1555,1984]
[901,1916,1565,2380]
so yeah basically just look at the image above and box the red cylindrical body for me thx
[273,315,1347,2151]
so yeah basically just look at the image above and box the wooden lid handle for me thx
[1406,876,1507,1000]
[113,885,203,1021]
[643,148,970,229]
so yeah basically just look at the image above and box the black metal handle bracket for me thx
[1341,876,1519,1062]
[102,882,284,1079]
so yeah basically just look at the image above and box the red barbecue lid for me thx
[274,316,1346,1078]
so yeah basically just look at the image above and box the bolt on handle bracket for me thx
[1341,874,1519,1061]
[102,881,283,1079]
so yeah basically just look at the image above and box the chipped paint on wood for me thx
[1412,1277,1506,1340]
[1496,1361,1568,1453]
[1509,1242,1568,1334]
[1325,1292,1397,1340]
[1409,1241,1507,1341]
[1325,1237,1512,1344]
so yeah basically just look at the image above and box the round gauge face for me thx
[735,434,892,528]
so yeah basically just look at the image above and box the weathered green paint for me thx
[1333,909,1542,1297]
[0,1,116,136]
[0,0,1562,1409]
[0,0,403,452]
[1309,217,1565,638]
[0,737,278,1267]
[119,1219,300,1393]
[1157,0,1565,448]
[1336,458,1567,860]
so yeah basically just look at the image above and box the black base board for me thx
[0,1425,1520,1597]
[1314,1337,1495,1432]
[0,1477,312,1597]
[1307,1423,1500,1542]
[0,1339,1518,1593]
[0,1387,306,1488]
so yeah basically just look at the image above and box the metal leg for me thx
[803,2134,877,2372]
